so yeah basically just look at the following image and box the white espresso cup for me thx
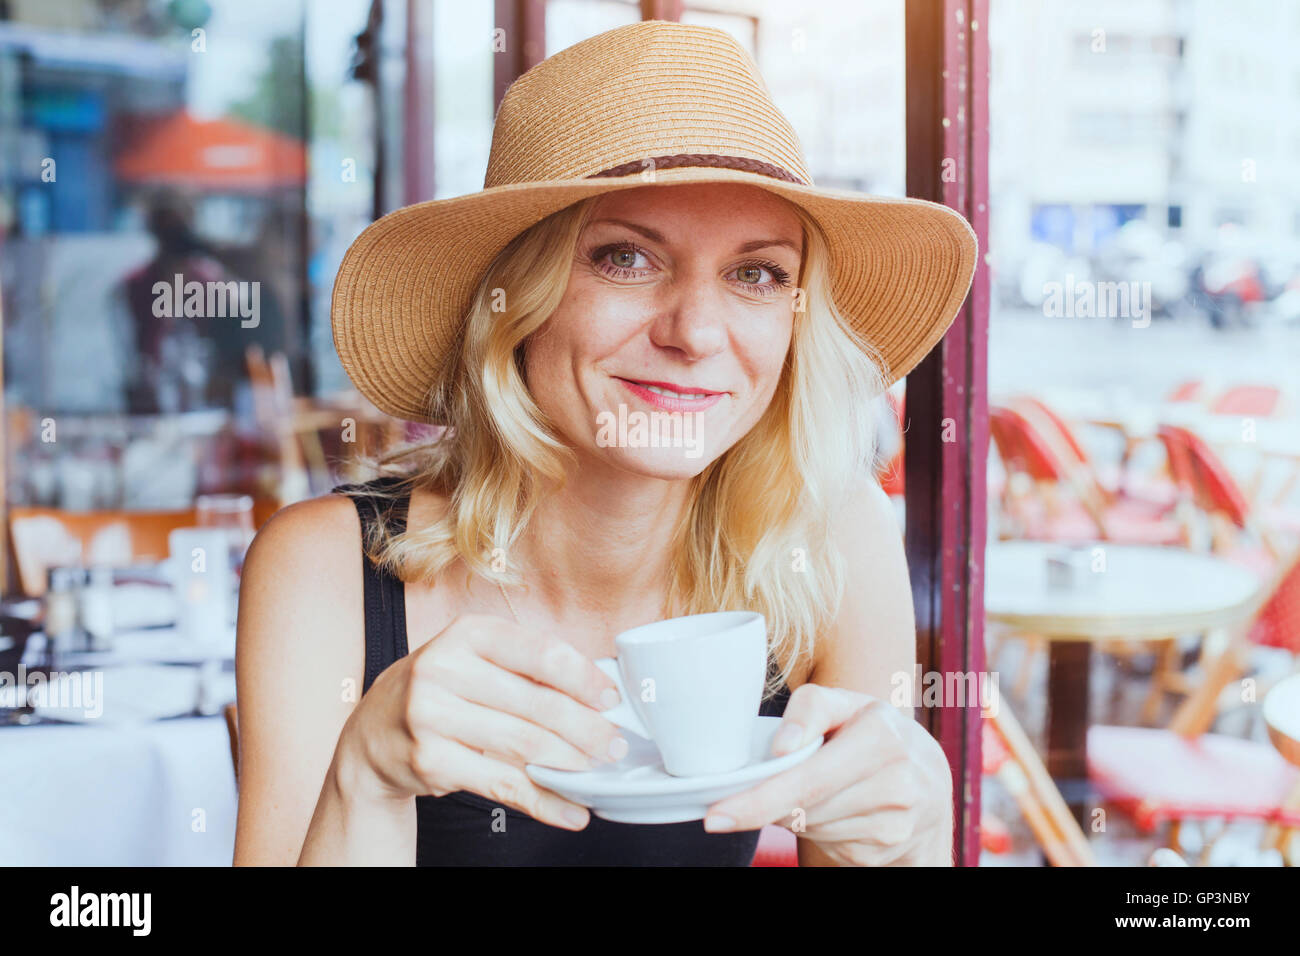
[595,611,767,777]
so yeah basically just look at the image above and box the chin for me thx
[595,443,719,481]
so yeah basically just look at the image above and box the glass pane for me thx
[432,0,493,200]
[0,0,376,508]
[986,0,1300,866]
[545,0,639,57]
[684,0,905,196]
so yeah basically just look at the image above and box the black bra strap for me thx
[333,477,412,694]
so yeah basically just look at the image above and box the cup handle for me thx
[593,657,652,740]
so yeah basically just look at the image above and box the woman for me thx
[234,20,976,866]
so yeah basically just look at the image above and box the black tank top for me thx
[336,476,790,866]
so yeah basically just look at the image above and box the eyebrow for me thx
[587,217,802,256]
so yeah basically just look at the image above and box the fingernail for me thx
[703,814,735,832]
[608,736,629,761]
[600,688,621,710]
[563,807,589,828]
[773,722,804,754]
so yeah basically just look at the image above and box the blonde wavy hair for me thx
[343,192,889,700]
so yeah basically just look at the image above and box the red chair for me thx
[1166,380,1204,403]
[988,404,1183,546]
[877,391,906,498]
[1156,424,1289,571]
[1087,553,1300,859]
[1208,385,1282,418]
[1247,549,1300,655]
[1013,396,1177,510]
[1088,726,1300,836]
[750,825,799,866]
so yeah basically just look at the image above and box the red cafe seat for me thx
[1087,725,1300,832]
[750,824,798,867]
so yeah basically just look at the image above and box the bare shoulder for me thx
[833,476,904,557]
[808,476,915,700]
[243,492,363,586]
[237,490,365,696]
[233,491,366,865]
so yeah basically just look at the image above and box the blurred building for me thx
[990,0,1300,281]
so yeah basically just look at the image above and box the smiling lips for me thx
[616,377,726,412]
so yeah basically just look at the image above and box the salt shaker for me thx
[45,567,86,655]
[79,566,115,652]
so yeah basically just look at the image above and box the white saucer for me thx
[526,716,823,824]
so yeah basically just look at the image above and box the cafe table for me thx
[984,542,1261,825]
[0,624,238,865]
[1261,674,1300,855]
[1263,673,1300,769]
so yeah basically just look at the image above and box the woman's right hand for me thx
[332,613,627,830]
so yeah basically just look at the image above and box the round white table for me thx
[0,715,237,865]
[1261,674,1300,851]
[0,621,238,864]
[1263,673,1300,769]
[986,542,1261,639]
[985,542,1262,823]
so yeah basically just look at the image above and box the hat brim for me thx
[331,166,978,424]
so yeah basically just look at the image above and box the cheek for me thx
[740,315,794,399]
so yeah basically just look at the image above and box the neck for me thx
[511,455,692,625]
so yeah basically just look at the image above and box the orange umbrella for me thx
[116,110,306,191]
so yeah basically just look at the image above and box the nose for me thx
[646,273,728,361]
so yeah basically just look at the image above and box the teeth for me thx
[642,384,709,399]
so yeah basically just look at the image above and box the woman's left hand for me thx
[702,684,954,866]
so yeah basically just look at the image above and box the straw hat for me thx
[332,20,977,424]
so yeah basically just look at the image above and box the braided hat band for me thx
[588,153,807,185]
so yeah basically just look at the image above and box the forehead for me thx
[585,183,804,246]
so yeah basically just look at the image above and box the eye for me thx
[609,247,644,269]
[590,241,653,276]
[728,260,793,293]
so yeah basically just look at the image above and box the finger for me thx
[425,740,592,831]
[422,687,600,772]
[471,620,621,712]
[704,724,892,832]
[801,804,919,849]
[769,684,877,757]
[785,771,917,836]
[441,653,629,763]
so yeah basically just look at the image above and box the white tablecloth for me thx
[0,715,237,866]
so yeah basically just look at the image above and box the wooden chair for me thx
[1012,396,1178,512]
[988,403,1182,547]
[8,500,280,597]
[225,702,239,782]
[1157,424,1292,567]
[245,345,320,503]
[1087,551,1300,863]
[983,697,1096,866]
[245,346,409,500]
